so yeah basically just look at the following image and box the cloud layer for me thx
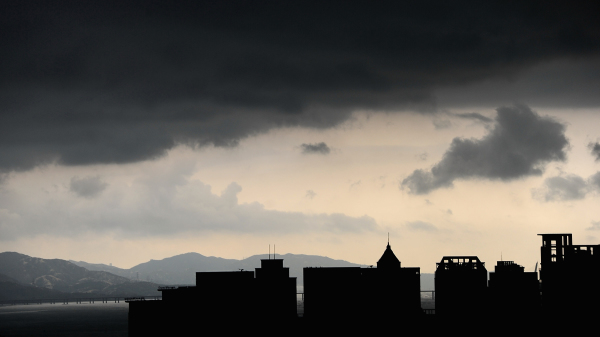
[533,175,588,202]
[301,142,331,155]
[533,171,600,202]
[70,176,109,198]
[0,175,378,241]
[590,142,600,161]
[1,2,599,173]
[401,105,569,194]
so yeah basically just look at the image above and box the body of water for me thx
[0,302,128,337]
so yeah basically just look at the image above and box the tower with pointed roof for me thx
[303,237,422,320]
[377,242,401,269]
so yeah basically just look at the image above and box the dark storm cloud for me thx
[435,58,600,109]
[452,112,493,123]
[1,1,599,172]
[589,142,600,161]
[432,119,452,130]
[301,142,331,155]
[401,105,569,194]
[69,176,109,198]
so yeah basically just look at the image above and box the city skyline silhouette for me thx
[125,232,599,335]
[1,2,599,335]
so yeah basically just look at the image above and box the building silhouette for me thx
[538,233,600,320]
[128,257,295,335]
[254,258,297,320]
[303,242,421,321]
[126,233,600,333]
[488,260,540,318]
[434,256,487,317]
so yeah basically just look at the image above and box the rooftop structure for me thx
[303,242,421,321]
[488,261,540,318]
[538,233,600,319]
[435,256,487,317]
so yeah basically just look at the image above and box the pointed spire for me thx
[377,237,400,269]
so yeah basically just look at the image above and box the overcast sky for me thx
[1,1,600,272]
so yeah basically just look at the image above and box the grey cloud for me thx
[69,176,109,198]
[401,169,448,195]
[435,58,600,109]
[532,171,600,202]
[305,190,316,199]
[0,176,378,240]
[589,142,600,161]
[406,221,437,232]
[589,171,600,190]
[401,105,569,194]
[0,2,599,173]
[433,119,452,130]
[452,112,493,123]
[301,142,331,155]
[533,174,588,202]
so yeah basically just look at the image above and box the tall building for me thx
[538,233,600,319]
[303,266,363,320]
[303,242,421,321]
[254,258,297,320]
[434,256,487,317]
[127,257,296,336]
[488,260,540,318]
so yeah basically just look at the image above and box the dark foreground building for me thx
[434,256,487,317]
[128,257,296,336]
[303,243,421,321]
[127,233,600,335]
[538,233,600,320]
[488,260,540,318]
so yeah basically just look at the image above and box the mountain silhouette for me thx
[0,252,160,298]
[71,252,436,289]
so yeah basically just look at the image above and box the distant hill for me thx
[0,252,160,299]
[73,252,242,285]
[421,273,434,290]
[73,253,362,286]
[0,272,72,301]
[68,260,127,276]
[72,252,425,287]
[0,251,434,301]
